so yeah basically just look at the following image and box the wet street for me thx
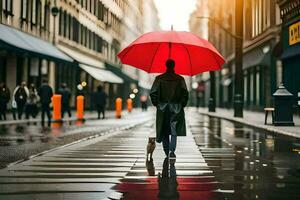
[0,110,299,200]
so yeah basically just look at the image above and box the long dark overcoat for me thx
[150,71,189,143]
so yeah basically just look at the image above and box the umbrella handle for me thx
[168,42,172,59]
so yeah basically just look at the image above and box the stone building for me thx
[189,0,282,111]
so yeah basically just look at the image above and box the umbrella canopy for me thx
[117,31,225,76]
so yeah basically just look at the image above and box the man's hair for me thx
[166,59,175,69]
[42,78,48,83]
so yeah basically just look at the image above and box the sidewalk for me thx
[0,110,121,126]
[196,107,300,138]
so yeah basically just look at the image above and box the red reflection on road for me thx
[114,158,218,200]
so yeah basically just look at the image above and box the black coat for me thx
[58,88,71,105]
[150,71,189,143]
[38,84,53,105]
[94,90,107,108]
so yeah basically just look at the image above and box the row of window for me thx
[59,9,108,55]
[1,0,51,31]
[74,0,121,33]
[21,0,51,29]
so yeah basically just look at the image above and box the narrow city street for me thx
[0,109,299,200]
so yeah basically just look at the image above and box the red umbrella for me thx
[117,31,225,76]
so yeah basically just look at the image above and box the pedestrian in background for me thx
[13,81,29,119]
[25,83,39,122]
[150,59,189,158]
[58,83,72,118]
[38,79,53,128]
[0,83,10,120]
[140,94,148,111]
[94,85,107,119]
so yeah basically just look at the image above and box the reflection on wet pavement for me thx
[0,110,299,199]
[190,114,300,200]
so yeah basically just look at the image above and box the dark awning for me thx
[0,23,73,63]
[243,46,271,69]
[281,44,300,59]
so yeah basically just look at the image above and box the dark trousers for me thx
[16,101,26,119]
[0,102,7,120]
[162,106,177,155]
[25,104,38,119]
[62,103,71,118]
[97,106,105,119]
[41,103,51,127]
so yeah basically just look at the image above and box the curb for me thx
[198,110,300,139]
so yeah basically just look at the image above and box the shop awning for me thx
[79,64,123,84]
[58,45,123,83]
[0,23,73,63]
[105,62,138,83]
[138,80,152,90]
[243,46,271,69]
[58,45,104,68]
[281,44,300,59]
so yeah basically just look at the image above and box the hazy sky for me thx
[154,0,197,31]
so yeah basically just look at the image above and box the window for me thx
[44,2,49,30]
[59,8,62,35]
[21,0,27,20]
[36,0,41,26]
[32,0,36,24]
[3,0,13,15]
[40,0,45,27]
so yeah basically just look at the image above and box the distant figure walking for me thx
[150,59,189,158]
[38,79,53,127]
[140,94,148,111]
[25,84,39,121]
[13,81,29,119]
[58,83,72,118]
[94,85,107,119]
[0,83,10,120]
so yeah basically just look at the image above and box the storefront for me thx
[281,20,300,96]
[242,40,277,110]
[58,45,124,110]
[0,23,73,98]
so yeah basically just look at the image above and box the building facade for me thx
[277,0,300,98]
[0,0,160,110]
[190,0,282,111]
[0,0,61,97]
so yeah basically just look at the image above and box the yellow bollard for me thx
[127,98,133,113]
[115,98,122,118]
[76,95,85,121]
[52,94,62,123]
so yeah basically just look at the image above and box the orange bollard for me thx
[115,98,122,118]
[52,94,62,123]
[77,95,85,121]
[127,98,133,113]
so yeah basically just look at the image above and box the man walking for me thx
[58,83,72,118]
[94,85,107,119]
[38,79,53,128]
[150,59,189,158]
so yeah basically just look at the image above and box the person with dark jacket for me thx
[58,83,72,118]
[13,81,29,119]
[94,85,107,119]
[150,59,189,158]
[0,83,10,120]
[38,79,53,127]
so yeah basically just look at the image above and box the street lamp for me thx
[51,5,59,45]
